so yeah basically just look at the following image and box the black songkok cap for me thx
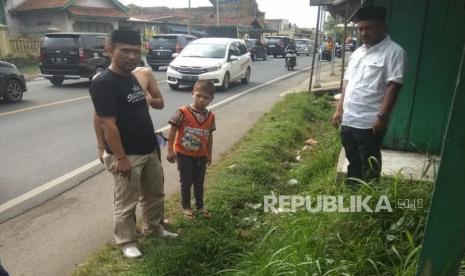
[352,6,387,22]
[110,29,141,45]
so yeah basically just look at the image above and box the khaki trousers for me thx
[103,151,164,246]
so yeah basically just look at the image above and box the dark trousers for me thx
[176,153,207,209]
[0,264,9,276]
[341,126,386,183]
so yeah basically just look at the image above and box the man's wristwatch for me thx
[377,113,388,122]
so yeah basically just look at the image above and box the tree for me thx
[324,15,345,43]
[126,3,142,15]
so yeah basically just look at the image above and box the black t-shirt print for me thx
[89,69,156,155]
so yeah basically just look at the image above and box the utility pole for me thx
[188,0,191,35]
[314,8,325,88]
[330,15,337,76]
[308,5,322,91]
[216,0,220,26]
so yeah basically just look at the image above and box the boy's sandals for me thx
[197,208,211,218]
[183,209,194,219]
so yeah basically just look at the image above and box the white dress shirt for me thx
[342,35,407,129]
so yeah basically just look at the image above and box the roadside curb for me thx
[0,160,104,223]
[24,74,42,82]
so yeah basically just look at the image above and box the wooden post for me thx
[0,24,10,57]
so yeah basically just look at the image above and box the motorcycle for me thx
[285,49,297,71]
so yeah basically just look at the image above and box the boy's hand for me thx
[98,147,104,164]
[166,150,176,163]
[207,155,212,166]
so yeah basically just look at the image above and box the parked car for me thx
[39,32,110,86]
[146,34,197,71]
[245,39,267,61]
[294,39,313,56]
[265,36,292,58]
[0,61,27,103]
[167,38,252,91]
[345,37,357,52]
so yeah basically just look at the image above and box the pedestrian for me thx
[331,6,407,186]
[94,65,164,163]
[166,80,216,219]
[89,29,177,259]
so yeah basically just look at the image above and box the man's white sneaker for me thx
[122,245,142,258]
[159,230,178,238]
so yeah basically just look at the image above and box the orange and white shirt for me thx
[169,105,216,157]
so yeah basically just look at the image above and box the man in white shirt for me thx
[331,6,407,185]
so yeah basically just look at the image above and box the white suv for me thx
[167,38,252,90]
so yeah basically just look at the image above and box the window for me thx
[180,43,226,59]
[83,35,106,50]
[43,36,80,49]
[238,42,248,55]
[228,43,240,57]
[73,22,112,33]
[150,36,177,48]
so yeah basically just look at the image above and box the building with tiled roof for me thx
[128,0,267,39]
[4,0,128,36]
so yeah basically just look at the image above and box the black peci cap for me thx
[110,29,141,45]
[352,6,387,22]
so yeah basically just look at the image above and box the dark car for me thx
[245,39,267,61]
[40,32,110,86]
[265,36,292,58]
[0,61,27,103]
[146,34,197,71]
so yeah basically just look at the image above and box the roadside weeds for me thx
[73,93,432,276]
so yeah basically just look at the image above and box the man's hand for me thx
[207,154,212,166]
[166,150,176,163]
[331,110,343,128]
[372,117,388,134]
[116,157,131,177]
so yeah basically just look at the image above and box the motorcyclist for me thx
[284,41,297,68]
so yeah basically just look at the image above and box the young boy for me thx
[167,80,216,218]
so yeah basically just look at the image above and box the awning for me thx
[310,0,361,21]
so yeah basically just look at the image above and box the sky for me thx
[118,0,319,28]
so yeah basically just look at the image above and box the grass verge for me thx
[73,93,432,276]
[18,64,40,75]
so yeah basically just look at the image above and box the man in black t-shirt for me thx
[89,29,177,259]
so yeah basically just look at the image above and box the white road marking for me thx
[0,96,90,117]
[1,81,168,117]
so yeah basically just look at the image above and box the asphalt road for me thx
[0,55,315,204]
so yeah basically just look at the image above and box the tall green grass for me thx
[74,93,432,276]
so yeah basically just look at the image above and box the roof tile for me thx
[14,0,70,11]
[68,6,128,18]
